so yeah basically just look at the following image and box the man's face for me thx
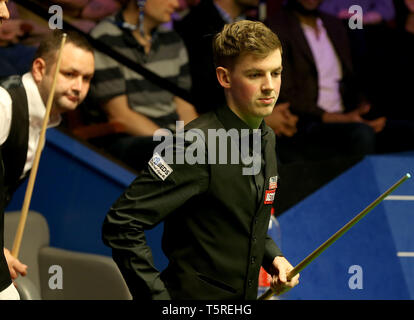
[297,0,323,11]
[224,49,282,126]
[145,0,179,25]
[35,43,94,115]
[0,0,10,25]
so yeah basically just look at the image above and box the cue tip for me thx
[407,173,411,179]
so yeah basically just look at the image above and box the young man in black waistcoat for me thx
[102,20,300,300]
[0,29,94,299]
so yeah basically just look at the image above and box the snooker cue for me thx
[258,173,411,300]
[11,33,67,258]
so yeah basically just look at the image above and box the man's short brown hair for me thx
[212,20,282,69]
[32,29,94,71]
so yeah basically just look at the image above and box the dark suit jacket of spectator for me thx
[267,8,362,122]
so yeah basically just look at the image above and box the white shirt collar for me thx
[22,72,62,128]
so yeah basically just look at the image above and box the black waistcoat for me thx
[0,76,30,291]
[1,76,30,204]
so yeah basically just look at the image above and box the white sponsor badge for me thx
[269,176,278,189]
[148,153,173,181]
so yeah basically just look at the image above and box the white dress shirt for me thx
[0,72,61,178]
[301,18,344,113]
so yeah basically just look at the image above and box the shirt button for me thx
[252,236,257,242]
[248,280,252,287]
[251,257,256,264]
[254,218,258,224]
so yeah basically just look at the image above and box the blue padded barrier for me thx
[7,128,413,298]
[277,153,414,299]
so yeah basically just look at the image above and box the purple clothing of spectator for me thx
[319,0,395,21]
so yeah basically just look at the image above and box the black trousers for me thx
[276,119,414,165]
[276,121,376,164]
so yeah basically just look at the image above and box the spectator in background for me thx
[90,0,198,172]
[319,0,396,115]
[267,0,414,162]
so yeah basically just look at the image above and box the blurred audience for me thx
[89,0,197,172]
[5,0,413,169]
[173,0,201,20]
[0,19,37,77]
[267,0,414,163]
[0,2,49,78]
[43,0,121,32]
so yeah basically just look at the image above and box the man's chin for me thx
[257,104,275,117]
[55,102,78,114]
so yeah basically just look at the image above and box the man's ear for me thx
[31,58,47,84]
[216,66,231,89]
